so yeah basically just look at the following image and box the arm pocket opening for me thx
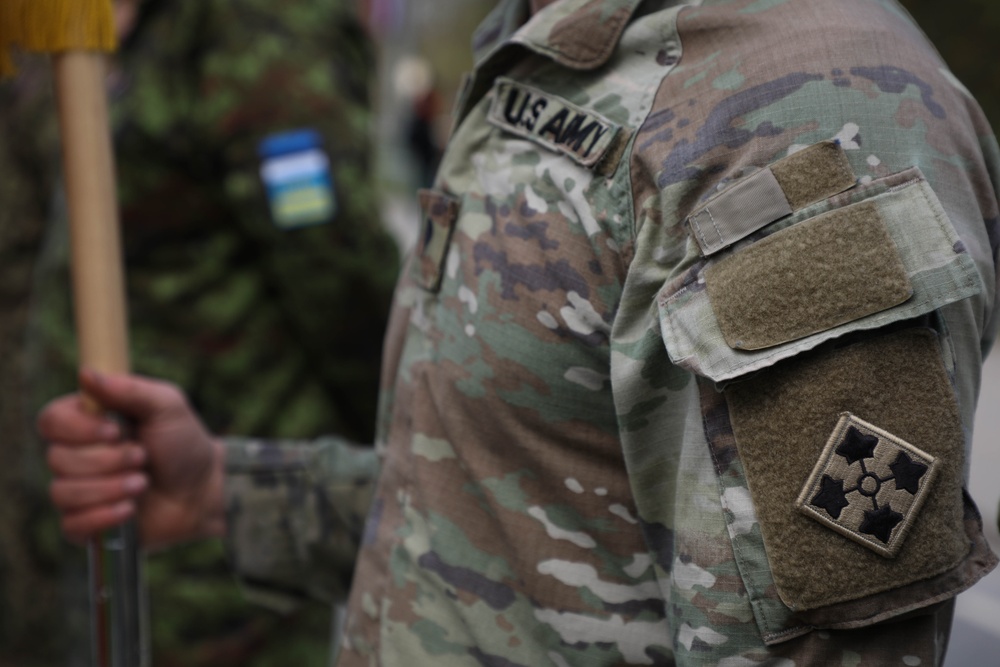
[665,167,995,644]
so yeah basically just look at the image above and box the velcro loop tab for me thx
[772,140,856,210]
[688,140,856,256]
[705,200,913,350]
[688,168,792,256]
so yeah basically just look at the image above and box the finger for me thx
[60,501,135,544]
[79,369,188,421]
[37,395,122,444]
[49,474,148,511]
[47,443,146,478]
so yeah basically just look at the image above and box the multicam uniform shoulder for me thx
[619,0,999,664]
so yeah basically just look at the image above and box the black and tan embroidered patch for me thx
[796,413,938,558]
[487,77,622,169]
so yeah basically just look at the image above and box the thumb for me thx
[79,368,188,422]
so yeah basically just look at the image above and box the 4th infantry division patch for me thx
[796,413,938,558]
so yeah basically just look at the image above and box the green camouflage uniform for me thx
[0,59,68,666]
[225,0,1000,664]
[32,0,399,443]
[20,0,397,663]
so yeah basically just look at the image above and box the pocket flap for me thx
[659,169,981,382]
[705,200,913,351]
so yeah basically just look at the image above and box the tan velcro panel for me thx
[726,329,970,611]
[704,200,913,350]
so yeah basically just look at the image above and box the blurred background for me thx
[0,0,997,665]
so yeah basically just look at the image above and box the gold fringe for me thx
[2,0,117,76]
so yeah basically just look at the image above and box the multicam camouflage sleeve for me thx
[228,0,1000,665]
[225,437,379,608]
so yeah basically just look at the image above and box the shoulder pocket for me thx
[659,165,995,644]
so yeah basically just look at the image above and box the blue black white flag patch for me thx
[796,413,938,558]
[487,77,623,169]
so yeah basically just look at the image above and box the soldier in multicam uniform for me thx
[39,0,1000,665]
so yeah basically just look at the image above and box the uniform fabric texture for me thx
[688,139,856,256]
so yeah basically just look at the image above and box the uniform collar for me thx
[472,0,646,71]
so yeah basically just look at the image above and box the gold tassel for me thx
[2,0,117,76]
